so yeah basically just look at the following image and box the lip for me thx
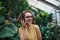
[29,19,33,21]
[28,20,33,23]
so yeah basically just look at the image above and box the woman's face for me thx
[24,12,33,24]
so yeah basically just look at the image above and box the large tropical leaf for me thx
[0,23,17,38]
[9,34,20,40]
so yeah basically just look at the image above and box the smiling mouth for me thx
[28,21,33,23]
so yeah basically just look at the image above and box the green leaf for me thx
[0,27,14,38]
[8,29,20,40]
[3,23,18,34]
[0,23,18,38]
[0,16,5,25]
[0,2,2,5]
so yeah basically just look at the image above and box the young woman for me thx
[17,10,42,40]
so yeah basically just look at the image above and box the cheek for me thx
[24,18,28,21]
[28,18,33,21]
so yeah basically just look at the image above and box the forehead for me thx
[25,12,32,16]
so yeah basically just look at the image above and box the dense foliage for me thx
[0,0,60,40]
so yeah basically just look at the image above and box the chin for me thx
[29,22,32,24]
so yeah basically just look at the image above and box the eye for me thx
[26,16,33,18]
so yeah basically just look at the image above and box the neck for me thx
[26,24,30,28]
[26,23,32,29]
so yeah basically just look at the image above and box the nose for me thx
[29,17,33,20]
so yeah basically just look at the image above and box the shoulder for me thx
[33,24,40,30]
[33,24,41,33]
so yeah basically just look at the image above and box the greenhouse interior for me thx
[0,0,60,40]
